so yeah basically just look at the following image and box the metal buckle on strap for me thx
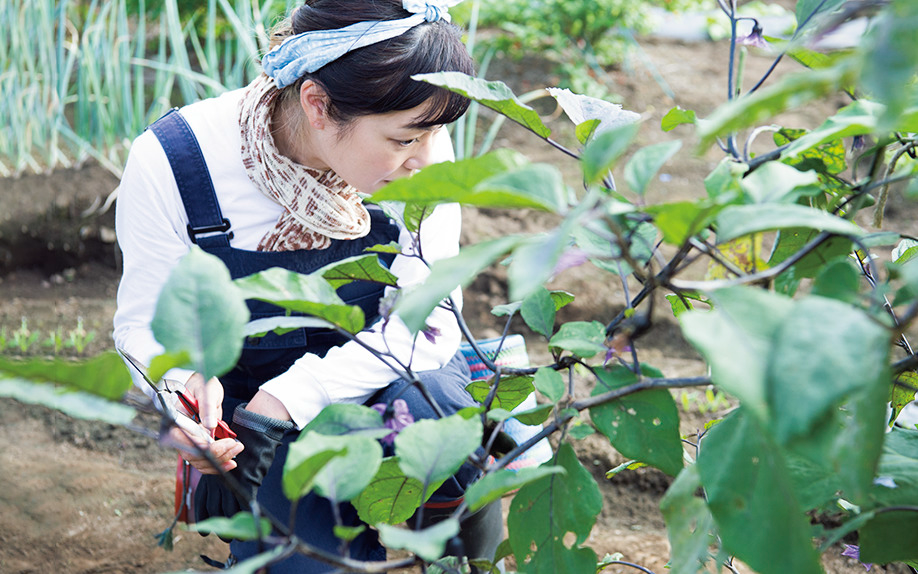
[186,218,233,243]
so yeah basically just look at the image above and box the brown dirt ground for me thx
[0,34,912,574]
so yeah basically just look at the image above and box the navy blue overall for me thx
[148,109,482,572]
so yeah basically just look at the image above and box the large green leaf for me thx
[624,140,682,196]
[859,1,918,134]
[394,235,525,333]
[377,518,460,562]
[697,62,857,151]
[581,122,641,185]
[680,287,794,420]
[697,409,822,574]
[859,511,918,565]
[768,228,853,279]
[282,431,348,501]
[316,254,398,289]
[414,72,551,137]
[310,433,383,503]
[469,164,570,214]
[465,466,565,513]
[507,226,572,302]
[354,458,443,525]
[715,203,862,242]
[589,366,683,477]
[767,296,889,444]
[467,375,535,412]
[507,443,602,568]
[739,163,820,204]
[660,465,717,573]
[645,200,723,245]
[782,100,907,159]
[0,377,135,425]
[795,0,845,32]
[235,267,365,334]
[369,149,547,210]
[774,128,847,176]
[188,514,271,541]
[395,413,482,487]
[301,403,390,438]
[151,247,249,379]
[548,321,607,359]
[533,367,565,403]
[0,351,132,401]
[520,287,557,339]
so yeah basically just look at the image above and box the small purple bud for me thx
[851,135,866,153]
[422,324,442,344]
[378,290,399,321]
[553,247,590,277]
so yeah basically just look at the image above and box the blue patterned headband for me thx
[262,0,464,89]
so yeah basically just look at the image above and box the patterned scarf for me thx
[238,74,370,251]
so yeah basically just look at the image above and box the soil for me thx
[0,34,909,574]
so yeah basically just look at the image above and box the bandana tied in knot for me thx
[262,0,464,89]
[238,74,370,252]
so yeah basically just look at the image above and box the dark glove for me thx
[194,403,295,525]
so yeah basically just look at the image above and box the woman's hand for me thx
[167,373,243,475]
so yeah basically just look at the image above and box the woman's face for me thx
[320,103,445,194]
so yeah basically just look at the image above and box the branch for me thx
[668,231,835,291]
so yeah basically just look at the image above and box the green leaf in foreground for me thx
[508,443,602,567]
[715,203,863,242]
[187,514,271,541]
[414,72,551,137]
[396,413,482,487]
[354,458,442,525]
[697,62,857,152]
[311,434,383,503]
[152,247,248,379]
[465,466,565,512]
[467,376,535,412]
[661,106,697,131]
[660,465,717,573]
[548,320,607,359]
[316,254,398,289]
[0,351,133,401]
[377,519,460,562]
[0,378,135,425]
[282,432,348,501]
[581,122,641,185]
[234,267,364,334]
[891,372,918,427]
[394,235,525,333]
[520,286,556,339]
[624,140,682,196]
[590,366,683,477]
[698,409,822,574]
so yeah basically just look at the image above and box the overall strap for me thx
[147,108,233,247]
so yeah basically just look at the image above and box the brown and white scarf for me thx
[238,74,370,251]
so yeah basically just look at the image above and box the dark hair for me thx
[269,0,474,129]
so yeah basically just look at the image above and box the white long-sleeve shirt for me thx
[113,87,463,429]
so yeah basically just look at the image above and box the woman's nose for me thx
[403,139,436,172]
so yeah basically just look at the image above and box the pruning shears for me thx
[117,347,236,443]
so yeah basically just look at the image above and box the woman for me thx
[113,0,500,570]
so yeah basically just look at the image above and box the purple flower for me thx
[371,398,414,445]
[841,545,872,571]
[739,23,769,51]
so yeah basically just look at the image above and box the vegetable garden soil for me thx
[0,36,913,573]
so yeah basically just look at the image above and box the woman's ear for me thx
[299,80,328,130]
